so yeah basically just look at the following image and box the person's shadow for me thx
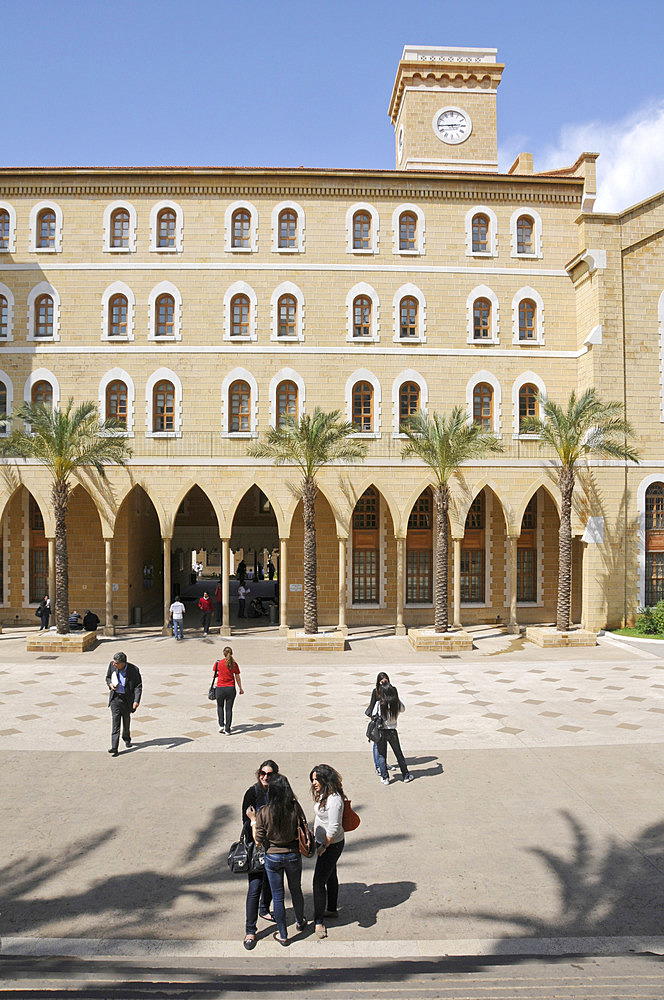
[125,737,194,751]
[332,880,417,928]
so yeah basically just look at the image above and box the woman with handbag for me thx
[212,646,243,735]
[241,759,279,950]
[365,671,391,775]
[309,763,345,940]
[249,773,307,946]
[374,684,414,785]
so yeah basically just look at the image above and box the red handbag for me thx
[341,796,360,832]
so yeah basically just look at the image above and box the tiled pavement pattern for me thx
[1,626,663,753]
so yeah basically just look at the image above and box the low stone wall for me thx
[26,630,98,653]
[286,630,347,651]
[408,628,474,652]
[525,626,597,647]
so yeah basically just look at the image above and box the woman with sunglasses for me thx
[309,763,345,940]
[365,671,391,775]
[241,759,279,949]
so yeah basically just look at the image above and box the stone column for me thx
[395,536,406,635]
[279,537,288,636]
[453,537,462,628]
[508,535,519,633]
[104,537,115,636]
[47,537,55,611]
[221,537,231,634]
[162,536,172,635]
[337,536,347,635]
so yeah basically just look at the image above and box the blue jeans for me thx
[264,851,304,940]
[173,618,183,639]
[376,728,409,779]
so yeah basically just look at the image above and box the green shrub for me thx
[635,606,659,634]
[652,600,664,633]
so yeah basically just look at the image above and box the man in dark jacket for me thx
[105,651,142,757]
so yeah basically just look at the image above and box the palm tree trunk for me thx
[52,478,70,634]
[302,476,318,634]
[434,484,449,632]
[556,465,574,631]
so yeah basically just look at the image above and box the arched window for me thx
[399,381,420,426]
[277,295,297,338]
[518,383,539,430]
[108,294,128,338]
[157,209,176,248]
[232,209,251,248]
[0,295,7,339]
[473,383,493,428]
[106,380,128,428]
[399,296,418,338]
[231,294,250,338]
[153,380,175,432]
[353,211,371,250]
[472,213,489,253]
[461,493,485,602]
[646,484,664,606]
[399,211,417,251]
[518,299,536,341]
[0,380,6,432]
[516,215,534,255]
[473,298,491,340]
[155,294,175,337]
[353,296,372,338]
[353,486,379,603]
[37,209,56,248]
[34,294,54,338]
[407,489,432,603]
[229,380,251,432]
[352,381,373,432]
[518,495,537,602]
[276,380,298,427]
[110,209,130,248]
[278,209,297,248]
[0,210,9,251]
[31,380,53,407]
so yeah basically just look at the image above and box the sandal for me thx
[315,924,327,939]
[259,911,276,923]
[273,932,289,946]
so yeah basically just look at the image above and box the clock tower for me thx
[388,45,504,172]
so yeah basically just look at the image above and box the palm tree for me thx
[0,399,132,633]
[522,388,639,631]
[248,409,367,634]
[401,408,503,632]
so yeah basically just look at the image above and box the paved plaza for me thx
[1,623,664,995]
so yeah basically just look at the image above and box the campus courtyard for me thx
[1,622,664,997]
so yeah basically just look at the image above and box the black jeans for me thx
[110,696,132,750]
[245,870,273,934]
[313,839,344,922]
[216,686,236,730]
[376,728,409,778]
[200,611,211,633]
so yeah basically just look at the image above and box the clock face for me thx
[433,107,472,145]
[397,125,404,163]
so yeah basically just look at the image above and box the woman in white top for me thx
[374,684,414,784]
[309,763,345,940]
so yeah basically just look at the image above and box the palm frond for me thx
[401,407,503,484]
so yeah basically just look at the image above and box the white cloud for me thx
[536,100,664,213]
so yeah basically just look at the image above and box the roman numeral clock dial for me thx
[433,107,472,145]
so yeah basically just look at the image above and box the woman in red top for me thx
[198,591,213,634]
[213,645,244,735]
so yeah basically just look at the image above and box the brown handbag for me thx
[341,796,361,832]
[296,807,315,857]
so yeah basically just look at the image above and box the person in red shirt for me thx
[198,591,213,635]
[214,581,223,623]
[212,646,244,734]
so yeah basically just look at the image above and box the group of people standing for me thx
[241,760,346,948]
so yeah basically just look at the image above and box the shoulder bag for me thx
[208,662,219,701]
[227,830,250,874]
[366,713,383,743]
[296,806,316,858]
[341,795,361,832]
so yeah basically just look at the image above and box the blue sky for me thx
[4,0,664,210]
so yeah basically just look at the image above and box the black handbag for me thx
[208,664,218,701]
[366,714,383,743]
[249,840,265,874]
[227,834,250,874]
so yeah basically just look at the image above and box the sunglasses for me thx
[259,770,274,777]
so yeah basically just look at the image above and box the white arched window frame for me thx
[0,202,17,253]
[346,282,380,343]
[103,201,137,253]
[145,367,183,438]
[658,291,664,422]
[392,203,426,255]
[0,369,14,436]
[392,283,426,343]
[148,281,182,342]
[225,201,258,253]
[29,201,63,253]
[270,281,304,341]
[465,205,498,257]
[345,202,379,255]
[27,282,61,342]
[345,368,381,438]
[101,281,135,341]
[98,368,135,436]
[0,282,15,342]
[510,207,543,258]
[511,371,546,437]
[271,201,306,253]
[221,367,259,437]
[268,367,306,427]
[466,285,499,344]
[391,369,428,436]
[512,286,545,345]
[466,370,502,435]
[224,281,258,342]
[637,474,664,607]
[24,368,60,409]
[149,200,183,253]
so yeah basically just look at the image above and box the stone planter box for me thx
[27,630,98,653]
[286,629,347,651]
[408,628,474,652]
[525,625,597,647]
